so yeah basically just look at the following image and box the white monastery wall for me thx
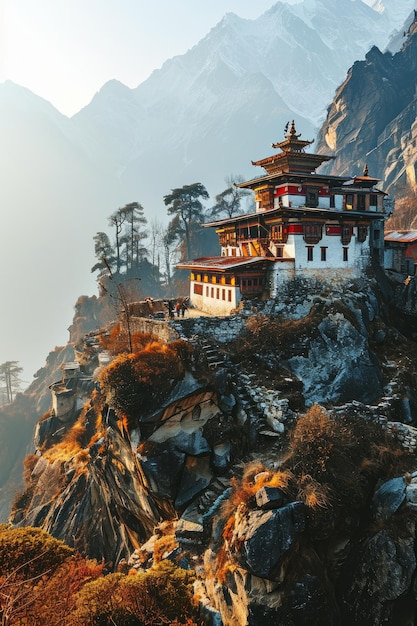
[292,230,370,272]
[189,281,240,315]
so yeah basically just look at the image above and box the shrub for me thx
[71,561,199,626]
[5,555,104,626]
[282,404,413,534]
[237,310,323,356]
[100,324,156,355]
[0,525,73,580]
[98,340,186,427]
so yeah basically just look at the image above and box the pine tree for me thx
[0,361,23,404]
[163,183,209,260]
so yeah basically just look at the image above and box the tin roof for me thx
[176,256,272,272]
[384,230,417,243]
[204,205,384,229]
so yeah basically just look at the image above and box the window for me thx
[206,286,209,297]
[216,288,220,299]
[276,247,283,258]
[330,195,335,208]
[341,226,352,245]
[211,287,214,298]
[343,247,348,262]
[370,194,378,208]
[271,223,288,243]
[357,225,368,243]
[303,223,323,244]
[357,195,366,210]
[307,246,314,262]
[194,284,203,295]
[256,187,274,210]
[306,190,318,208]
[345,194,353,210]
[320,247,327,262]
[222,289,225,300]
[228,290,232,302]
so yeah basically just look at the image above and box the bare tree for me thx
[161,222,180,292]
[108,207,127,273]
[210,175,253,219]
[149,218,164,282]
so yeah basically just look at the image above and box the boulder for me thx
[288,312,382,405]
[371,476,407,521]
[175,454,213,509]
[234,502,305,580]
[341,528,416,625]
[255,486,286,510]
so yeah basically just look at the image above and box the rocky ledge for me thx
[9,275,417,625]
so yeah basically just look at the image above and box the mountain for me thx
[0,81,125,385]
[7,272,417,623]
[72,0,410,207]
[1,0,416,384]
[316,13,417,197]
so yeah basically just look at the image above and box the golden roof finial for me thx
[286,120,301,140]
[363,163,369,177]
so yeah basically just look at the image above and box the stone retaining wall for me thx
[125,313,248,345]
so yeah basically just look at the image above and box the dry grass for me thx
[153,521,180,565]
[297,474,330,509]
[44,411,89,464]
[224,462,293,515]
[99,323,157,356]
[235,309,323,357]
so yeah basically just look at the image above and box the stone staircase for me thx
[175,475,233,549]
[230,370,274,447]
[188,335,274,446]
[199,338,226,370]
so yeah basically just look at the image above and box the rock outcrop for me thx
[316,14,417,197]
[8,275,417,625]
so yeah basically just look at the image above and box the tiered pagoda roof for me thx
[249,120,333,177]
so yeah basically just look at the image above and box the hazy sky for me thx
[0,0,379,387]
[0,0,298,116]
[1,0,290,386]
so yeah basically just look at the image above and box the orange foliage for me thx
[100,323,156,355]
[227,462,293,511]
[44,411,89,464]
[98,339,186,428]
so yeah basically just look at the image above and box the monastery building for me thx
[178,121,388,315]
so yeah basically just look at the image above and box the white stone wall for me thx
[268,261,296,297]
[291,229,370,272]
[283,234,296,259]
[51,388,76,421]
[273,194,344,210]
[189,280,241,315]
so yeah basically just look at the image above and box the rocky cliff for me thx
[316,12,417,199]
[8,271,417,624]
